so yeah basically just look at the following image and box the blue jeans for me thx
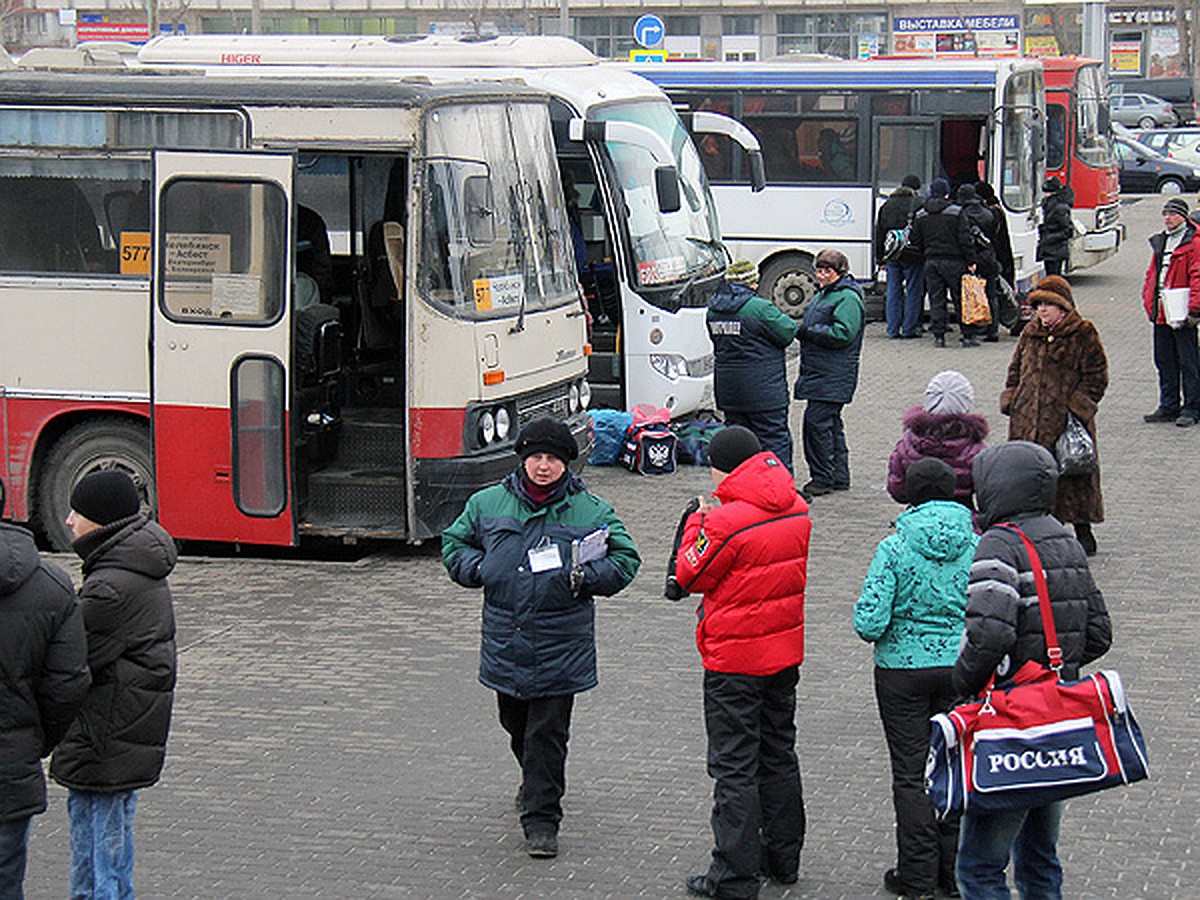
[68,790,137,900]
[0,817,33,900]
[885,262,925,337]
[956,802,1064,899]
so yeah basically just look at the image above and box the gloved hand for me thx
[1187,313,1200,329]
[569,565,586,596]
[795,324,810,342]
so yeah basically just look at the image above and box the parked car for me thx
[1113,135,1200,194]
[1110,92,1179,128]
[1109,77,1197,124]
[1131,127,1200,166]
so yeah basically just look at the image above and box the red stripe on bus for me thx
[409,407,466,458]
[2,396,149,521]
[154,404,294,546]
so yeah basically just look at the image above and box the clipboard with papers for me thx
[571,526,609,566]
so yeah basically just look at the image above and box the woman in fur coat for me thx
[1000,275,1108,554]
[887,370,990,509]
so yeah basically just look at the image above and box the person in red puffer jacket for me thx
[673,426,811,900]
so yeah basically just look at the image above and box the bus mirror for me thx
[1099,105,1111,134]
[655,166,681,214]
[1031,124,1046,165]
[748,151,766,192]
[464,175,495,245]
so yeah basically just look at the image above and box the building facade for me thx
[3,1,1190,83]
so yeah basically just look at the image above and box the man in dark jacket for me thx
[793,248,865,497]
[50,471,177,900]
[953,441,1111,899]
[1037,177,1075,277]
[874,174,926,339]
[909,177,972,348]
[707,259,798,471]
[957,183,1001,343]
[674,427,810,900]
[442,418,640,859]
[0,477,90,898]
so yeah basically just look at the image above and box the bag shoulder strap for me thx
[996,522,1063,673]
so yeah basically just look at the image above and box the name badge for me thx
[528,540,563,573]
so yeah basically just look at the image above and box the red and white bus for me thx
[1042,56,1123,273]
[0,64,597,549]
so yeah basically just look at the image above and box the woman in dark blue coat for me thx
[442,418,640,860]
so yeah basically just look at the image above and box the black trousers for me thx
[801,399,848,487]
[703,666,805,899]
[925,258,977,339]
[873,666,959,894]
[497,692,574,836]
[724,407,794,474]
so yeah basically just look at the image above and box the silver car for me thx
[1111,93,1179,128]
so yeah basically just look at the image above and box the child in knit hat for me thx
[886,370,989,509]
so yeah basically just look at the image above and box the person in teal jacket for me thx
[853,457,977,900]
[442,417,640,861]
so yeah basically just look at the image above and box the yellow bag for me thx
[961,274,992,326]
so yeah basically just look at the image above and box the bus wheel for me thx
[1157,177,1185,194]
[36,420,155,551]
[760,256,819,320]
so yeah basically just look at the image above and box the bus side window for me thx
[0,177,109,274]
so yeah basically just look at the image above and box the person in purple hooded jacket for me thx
[887,370,989,509]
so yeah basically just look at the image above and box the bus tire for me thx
[1157,177,1185,194]
[760,256,819,320]
[36,420,155,551]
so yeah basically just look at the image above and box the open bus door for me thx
[152,151,296,545]
[872,117,939,199]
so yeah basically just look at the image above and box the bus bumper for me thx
[410,415,593,541]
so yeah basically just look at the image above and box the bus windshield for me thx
[1001,69,1045,213]
[1074,65,1114,168]
[421,101,577,319]
[593,99,723,299]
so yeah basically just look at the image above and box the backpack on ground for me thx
[618,404,677,475]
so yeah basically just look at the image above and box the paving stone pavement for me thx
[22,196,1198,898]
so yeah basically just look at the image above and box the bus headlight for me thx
[479,410,496,445]
[568,382,580,413]
[579,379,592,409]
[649,353,686,381]
[494,407,511,441]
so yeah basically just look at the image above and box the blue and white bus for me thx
[632,57,1047,313]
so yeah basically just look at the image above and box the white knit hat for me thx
[924,370,975,415]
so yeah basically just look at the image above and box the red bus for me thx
[1042,57,1123,272]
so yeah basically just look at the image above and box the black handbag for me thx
[1054,412,1096,476]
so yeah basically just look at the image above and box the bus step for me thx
[334,408,406,468]
[304,467,407,524]
[588,384,623,411]
[590,324,618,353]
[587,350,621,386]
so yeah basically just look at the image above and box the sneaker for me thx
[525,830,558,859]
[768,870,799,885]
[685,874,719,897]
[1176,414,1198,428]
[802,480,835,497]
[960,337,981,348]
[934,335,946,348]
[1143,409,1179,423]
[982,333,1000,343]
[832,482,850,491]
[884,868,905,894]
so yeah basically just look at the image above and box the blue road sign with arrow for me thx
[634,14,665,49]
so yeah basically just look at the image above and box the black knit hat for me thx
[69,471,141,526]
[708,425,761,473]
[515,416,578,463]
[901,174,921,190]
[1163,197,1191,218]
[906,457,957,506]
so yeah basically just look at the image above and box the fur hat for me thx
[725,259,759,286]
[515,417,578,463]
[707,425,761,474]
[901,174,921,190]
[924,370,975,416]
[69,470,141,526]
[1028,274,1074,311]
[906,457,958,506]
[1163,197,1191,218]
[930,177,950,198]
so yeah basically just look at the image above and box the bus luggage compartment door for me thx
[152,150,296,545]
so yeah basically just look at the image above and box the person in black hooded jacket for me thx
[50,471,177,900]
[1037,177,1075,276]
[0,477,89,898]
[910,177,973,347]
[953,440,1111,899]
